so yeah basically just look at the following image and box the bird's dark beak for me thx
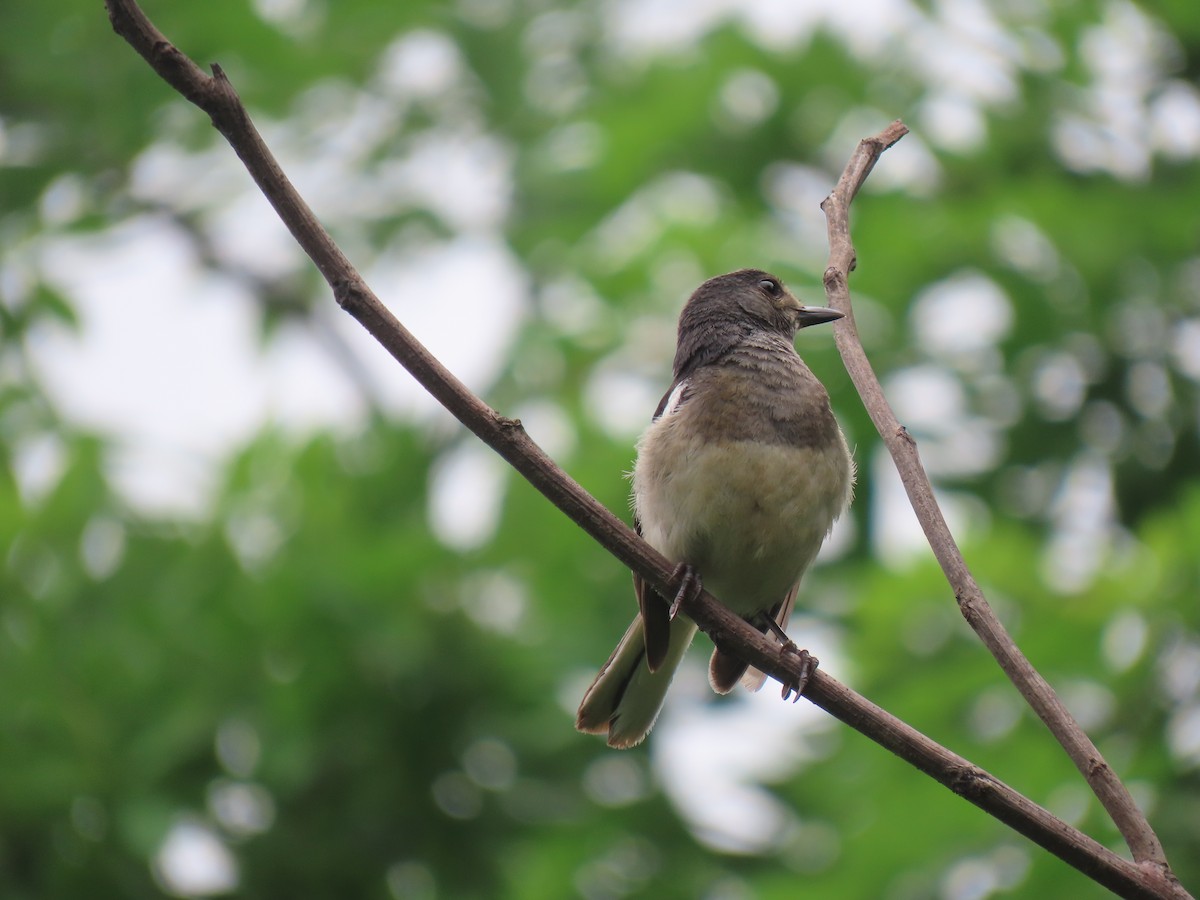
[795,306,844,329]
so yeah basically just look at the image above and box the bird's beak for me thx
[794,306,844,329]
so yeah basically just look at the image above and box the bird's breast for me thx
[632,414,853,615]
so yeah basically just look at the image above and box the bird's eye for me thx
[759,278,780,296]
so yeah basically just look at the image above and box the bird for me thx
[576,269,855,749]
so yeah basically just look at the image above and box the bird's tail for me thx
[576,614,698,748]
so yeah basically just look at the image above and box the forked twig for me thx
[822,121,1178,886]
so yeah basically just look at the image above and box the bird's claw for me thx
[667,563,702,620]
[779,646,818,703]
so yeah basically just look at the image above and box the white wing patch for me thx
[660,379,689,419]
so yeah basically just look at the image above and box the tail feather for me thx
[711,582,802,694]
[708,646,752,694]
[576,615,698,748]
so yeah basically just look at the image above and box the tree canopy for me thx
[2,1,1198,897]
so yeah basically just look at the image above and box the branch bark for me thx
[821,122,1180,890]
[104,4,1190,898]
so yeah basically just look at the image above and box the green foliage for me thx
[4,426,1198,897]
[3,0,1199,898]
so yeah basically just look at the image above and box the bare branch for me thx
[822,123,1181,890]
[104,6,1189,898]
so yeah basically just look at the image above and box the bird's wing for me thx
[632,516,672,672]
[635,375,692,671]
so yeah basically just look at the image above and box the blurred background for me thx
[3,0,1199,897]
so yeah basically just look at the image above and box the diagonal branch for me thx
[820,123,1175,880]
[104,4,1189,898]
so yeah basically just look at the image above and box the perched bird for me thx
[576,269,854,749]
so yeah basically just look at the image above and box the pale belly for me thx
[632,428,852,617]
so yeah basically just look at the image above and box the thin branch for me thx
[104,5,1189,898]
[822,124,1179,885]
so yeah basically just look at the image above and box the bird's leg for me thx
[764,616,791,644]
[667,563,702,620]
[758,615,819,703]
[779,647,819,703]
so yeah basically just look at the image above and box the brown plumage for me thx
[576,269,855,748]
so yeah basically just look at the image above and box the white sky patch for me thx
[885,364,1004,478]
[990,215,1060,283]
[910,270,1014,360]
[907,0,1022,107]
[204,189,307,282]
[152,817,239,897]
[1031,351,1087,422]
[30,220,285,516]
[605,0,1194,182]
[135,44,505,242]
[25,218,526,517]
[208,780,276,838]
[587,172,724,272]
[1167,703,1200,768]
[602,0,1024,121]
[919,91,988,154]
[376,129,513,232]
[1151,80,1200,160]
[429,440,509,551]
[23,0,522,521]
[714,68,779,132]
[603,0,756,56]
[816,0,923,57]
[818,499,857,563]
[1171,319,1200,382]
[251,0,324,39]
[359,235,529,419]
[584,367,663,439]
[1159,639,1200,706]
[10,432,67,508]
[378,30,465,99]
[760,162,836,271]
[79,516,127,580]
[1053,0,1194,178]
[536,120,607,172]
[131,141,250,217]
[459,569,531,636]
[940,846,1032,900]
[536,274,610,339]
[886,365,968,433]
[870,447,976,566]
[651,617,845,853]
[39,173,88,226]
[1041,453,1115,593]
[602,0,917,58]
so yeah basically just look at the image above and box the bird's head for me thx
[680,269,843,338]
[671,269,843,377]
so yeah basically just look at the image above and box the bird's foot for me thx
[667,563,702,620]
[779,645,819,704]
